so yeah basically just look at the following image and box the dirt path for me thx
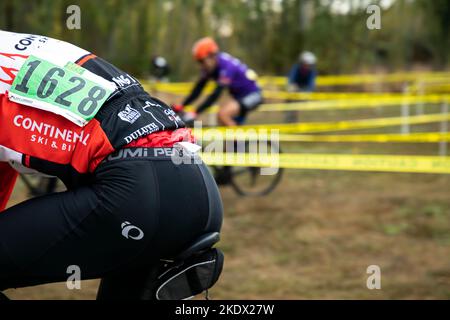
[5,170,450,299]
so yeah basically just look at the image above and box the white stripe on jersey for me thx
[0,30,90,94]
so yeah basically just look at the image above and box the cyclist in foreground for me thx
[0,30,223,299]
[173,37,263,126]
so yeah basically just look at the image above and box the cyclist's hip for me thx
[0,147,222,290]
[93,147,223,257]
[238,90,263,105]
[231,90,263,123]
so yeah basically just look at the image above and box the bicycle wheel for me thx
[229,140,283,196]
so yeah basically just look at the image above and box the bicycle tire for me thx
[229,140,283,196]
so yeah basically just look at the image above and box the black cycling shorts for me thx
[237,91,263,117]
[0,148,223,299]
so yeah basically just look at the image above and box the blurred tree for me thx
[418,0,450,68]
[0,0,448,78]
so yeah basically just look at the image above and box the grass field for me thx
[4,99,450,299]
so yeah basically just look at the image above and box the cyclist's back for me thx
[0,30,188,185]
[209,52,259,100]
[0,30,223,299]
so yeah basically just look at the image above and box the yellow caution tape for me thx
[263,91,450,101]
[408,83,450,94]
[141,72,450,91]
[144,82,450,101]
[200,152,450,174]
[141,78,450,100]
[179,95,445,114]
[257,96,445,112]
[198,131,450,143]
[259,72,450,86]
[194,112,450,134]
[143,81,215,93]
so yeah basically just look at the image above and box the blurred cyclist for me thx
[0,30,223,299]
[149,55,170,82]
[285,51,317,122]
[287,51,317,93]
[173,37,262,126]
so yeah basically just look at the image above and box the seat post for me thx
[140,265,163,300]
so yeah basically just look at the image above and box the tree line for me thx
[1,0,448,80]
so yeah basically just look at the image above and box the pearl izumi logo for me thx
[121,221,144,240]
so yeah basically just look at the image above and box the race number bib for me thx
[8,55,115,126]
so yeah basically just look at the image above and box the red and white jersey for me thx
[0,30,105,175]
[0,30,192,211]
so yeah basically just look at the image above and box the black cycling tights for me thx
[0,158,223,299]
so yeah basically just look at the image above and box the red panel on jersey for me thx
[0,94,114,173]
[0,162,18,212]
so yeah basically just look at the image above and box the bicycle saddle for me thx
[174,232,220,261]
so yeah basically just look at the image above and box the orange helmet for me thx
[192,37,219,60]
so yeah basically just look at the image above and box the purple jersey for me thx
[205,52,260,99]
